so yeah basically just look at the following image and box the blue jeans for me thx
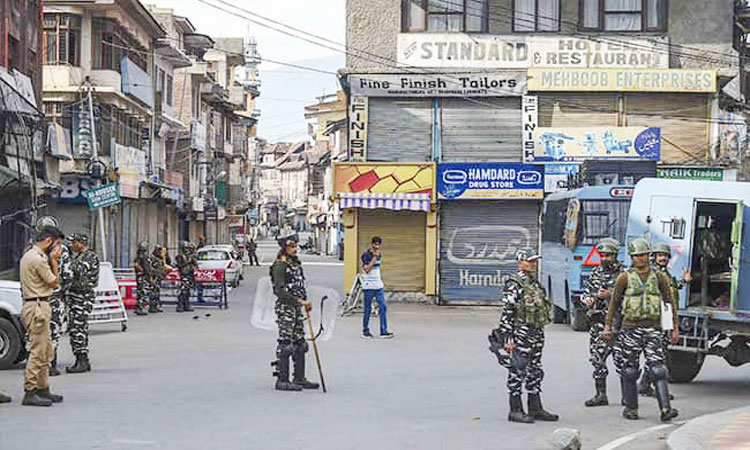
[363,289,388,335]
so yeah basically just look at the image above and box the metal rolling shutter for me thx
[625,94,709,165]
[439,201,540,305]
[357,209,426,292]
[367,98,432,162]
[441,97,522,162]
[538,93,618,127]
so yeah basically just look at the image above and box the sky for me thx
[148,0,345,143]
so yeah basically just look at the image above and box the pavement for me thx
[0,240,748,449]
[666,406,750,450]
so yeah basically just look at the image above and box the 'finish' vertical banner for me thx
[349,96,368,162]
[522,95,538,162]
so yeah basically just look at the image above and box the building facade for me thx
[340,0,744,304]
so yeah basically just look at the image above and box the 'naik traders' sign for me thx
[657,167,725,181]
[527,68,717,92]
[349,72,525,97]
[437,163,543,200]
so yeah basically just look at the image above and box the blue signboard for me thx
[437,163,544,200]
[121,56,154,108]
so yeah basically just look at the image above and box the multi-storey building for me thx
[338,0,743,304]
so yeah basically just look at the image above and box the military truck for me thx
[626,178,750,382]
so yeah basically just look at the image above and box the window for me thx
[157,69,165,94]
[579,200,630,245]
[42,14,81,65]
[403,0,488,32]
[580,0,667,31]
[92,18,148,72]
[166,75,173,106]
[542,199,569,243]
[513,0,561,32]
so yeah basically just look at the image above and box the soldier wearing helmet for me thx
[66,233,99,373]
[147,245,168,313]
[637,243,692,398]
[175,241,197,313]
[603,238,680,422]
[582,238,625,408]
[133,241,153,316]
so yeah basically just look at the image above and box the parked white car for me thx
[0,280,26,369]
[196,245,242,288]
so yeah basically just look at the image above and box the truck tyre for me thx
[667,350,704,384]
[0,317,21,369]
[570,306,590,332]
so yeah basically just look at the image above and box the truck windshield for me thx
[579,200,630,245]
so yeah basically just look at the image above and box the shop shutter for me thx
[441,97,522,162]
[357,209,426,291]
[439,201,540,304]
[367,98,432,162]
[625,94,709,165]
[538,93,618,127]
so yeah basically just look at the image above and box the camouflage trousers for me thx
[179,274,194,302]
[507,325,545,396]
[49,292,67,351]
[589,321,624,379]
[618,328,666,375]
[275,301,305,344]
[149,282,163,310]
[68,291,94,356]
[136,274,154,310]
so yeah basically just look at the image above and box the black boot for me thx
[638,371,654,397]
[183,296,194,312]
[49,353,60,377]
[37,387,63,403]
[274,355,302,392]
[134,306,148,316]
[0,390,11,403]
[528,393,559,422]
[508,395,534,424]
[654,378,679,422]
[585,378,608,407]
[66,354,89,374]
[292,345,319,390]
[176,295,185,313]
[22,390,52,407]
[620,376,627,406]
[621,369,639,420]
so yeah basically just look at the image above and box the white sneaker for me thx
[380,332,394,339]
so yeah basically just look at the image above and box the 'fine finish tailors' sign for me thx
[349,72,525,97]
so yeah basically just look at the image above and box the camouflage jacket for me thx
[582,261,625,313]
[175,251,197,276]
[71,249,100,293]
[498,271,550,340]
[149,254,167,282]
[134,251,152,277]
[54,242,75,294]
[654,264,685,300]
[271,255,306,306]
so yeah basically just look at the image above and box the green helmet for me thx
[138,241,150,252]
[628,238,652,256]
[180,241,190,251]
[596,238,620,255]
[651,243,671,255]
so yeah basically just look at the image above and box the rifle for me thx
[488,327,527,373]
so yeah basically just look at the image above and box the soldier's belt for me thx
[24,296,51,302]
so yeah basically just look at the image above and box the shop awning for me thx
[338,193,431,212]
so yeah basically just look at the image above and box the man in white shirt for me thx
[360,236,393,339]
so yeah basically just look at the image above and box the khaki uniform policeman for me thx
[604,239,680,422]
[496,248,558,424]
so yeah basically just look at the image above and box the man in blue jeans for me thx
[361,236,393,339]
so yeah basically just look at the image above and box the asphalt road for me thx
[1,242,749,450]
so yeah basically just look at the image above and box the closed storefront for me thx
[367,98,432,162]
[358,209,426,292]
[436,163,544,305]
[625,94,710,165]
[538,93,618,127]
[441,97,522,162]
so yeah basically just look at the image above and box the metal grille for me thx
[367,98,432,162]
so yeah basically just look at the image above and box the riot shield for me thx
[251,277,340,341]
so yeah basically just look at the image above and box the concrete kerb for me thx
[666,406,750,450]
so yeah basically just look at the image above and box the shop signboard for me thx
[397,34,668,69]
[527,68,717,92]
[657,167,736,182]
[333,163,435,198]
[348,96,368,162]
[522,95,538,162]
[544,164,580,193]
[114,144,145,199]
[531,127,661,162]
[349,72,525,97]
[85,183,121,211]
[437,163,543,200]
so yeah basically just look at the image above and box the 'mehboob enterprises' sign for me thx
[349,72,525,97]
[527,68,717,92]
[437,163,544,200]
[397,34,668,69]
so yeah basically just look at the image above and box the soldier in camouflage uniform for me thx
[582,238,625,407]
[638,243,692,397]
[175,241,196,313]
[148,245,167,313]
[603,239,680,422]
[49,237,73,377]
[134,242,153,316]
[496,248,558,424]
[66,234,100,374]
[270,234,319,392]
